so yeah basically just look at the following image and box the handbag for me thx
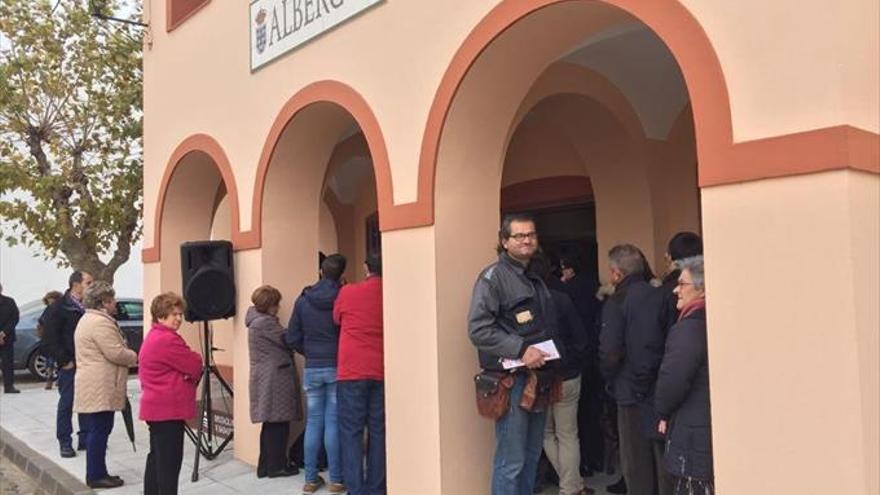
[520,370,563,413]
[474,371,515,420]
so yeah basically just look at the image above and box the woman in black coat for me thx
[655,255,714,494]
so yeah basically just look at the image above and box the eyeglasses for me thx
[508,232,537,241]
[676,282,694,288]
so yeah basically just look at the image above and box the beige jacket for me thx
[73,310,138,413]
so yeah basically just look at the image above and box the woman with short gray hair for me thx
[655,256,715,494]
[73,281,138,489]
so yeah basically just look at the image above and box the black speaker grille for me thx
[185,267,235,320]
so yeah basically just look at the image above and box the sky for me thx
[0,241,144,305]
[0,1,145,306]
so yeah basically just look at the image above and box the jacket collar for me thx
[85,308,117,324]
[616,273,643,290]
[663,269,681,286]
[678,299,706,322]
[150,322,177,333]
[63,291,85,313]
[499,252,528,274]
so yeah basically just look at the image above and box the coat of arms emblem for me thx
[255,9,268,54]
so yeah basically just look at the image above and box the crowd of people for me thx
[0,213,712,495]
[0,252,386,495]
[469,213,712,495]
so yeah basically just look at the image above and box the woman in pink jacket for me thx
[139,292,203,495]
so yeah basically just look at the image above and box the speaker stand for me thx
[184,320,234,482]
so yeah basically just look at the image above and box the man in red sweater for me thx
[333,254,385,495]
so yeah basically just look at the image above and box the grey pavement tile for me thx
[180,481,239,495]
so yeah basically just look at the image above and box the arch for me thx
[411,0,732,231]
[511,62,648,144]
[248,80,402,242]
[142,134,241,263]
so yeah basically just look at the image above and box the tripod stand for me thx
[184,320,234,482]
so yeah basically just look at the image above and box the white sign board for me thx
[250,0,382,71]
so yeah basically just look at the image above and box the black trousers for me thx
[578,361,605,471]
[0,342,15,391]
[144,420,185,495]
[257,421,290,476]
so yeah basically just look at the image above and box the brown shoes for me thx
[302,476,325,494]
[303,475,345,494]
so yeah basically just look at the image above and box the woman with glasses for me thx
[655,255,714,494]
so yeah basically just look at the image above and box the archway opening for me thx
[257,101,381,462]
[430,2,702,491]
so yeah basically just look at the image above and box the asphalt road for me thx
[0,456,40,495]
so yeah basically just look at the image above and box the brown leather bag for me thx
[474,371,515,420]
[519,370,563,413]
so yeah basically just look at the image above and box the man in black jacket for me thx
[42,271,92,458]
[599,245,672,495]
[468,213,558,495]
[0,283,20,394]
[659,232,703,333]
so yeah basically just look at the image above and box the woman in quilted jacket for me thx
[73,281,138,489]
[247,285,303,478]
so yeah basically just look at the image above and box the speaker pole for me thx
[186,320,235,482]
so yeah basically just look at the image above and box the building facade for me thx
[142,0,879,493]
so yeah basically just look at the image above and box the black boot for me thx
[607,476,627,494]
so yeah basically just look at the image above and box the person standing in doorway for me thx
[139,292,203,495]
[468,213,559,495]
[599,245,672,495]
[531,255,594,495]
[42,271,93,458]
[286,253,347,494]
[247,285,303,479]
[0,283,20,394]
[656,256,714,494]
[334,254,385,495]
[659,232,703,333]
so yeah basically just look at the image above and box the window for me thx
[365,212,381,259]
[167,0,211,32]
[116,301,144,322]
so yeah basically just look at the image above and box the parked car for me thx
[12,298,144,380]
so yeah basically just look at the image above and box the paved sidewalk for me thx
[0,376,621,494]
[0,378,306,495]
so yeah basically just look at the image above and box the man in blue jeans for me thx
[333,255,385,495]
[468,214,559,495]
[287,254,348,494]
[41,271,93,458]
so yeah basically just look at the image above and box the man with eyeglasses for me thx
[468,213,564,495]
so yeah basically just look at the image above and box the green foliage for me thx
[0,0,143,283]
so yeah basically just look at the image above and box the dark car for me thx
[12,298,144,380]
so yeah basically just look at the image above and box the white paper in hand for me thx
[501,339,560,370]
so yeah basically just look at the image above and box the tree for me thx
[0,0,142,284]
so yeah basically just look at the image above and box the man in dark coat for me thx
[659,232,703,333]
[0,283,20,393]
[599,245,672,495]
[42,271,93,458]
[558,255,605,475]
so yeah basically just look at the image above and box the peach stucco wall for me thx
[701,170,879,494]
[142,0,878,492]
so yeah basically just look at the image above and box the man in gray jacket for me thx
[468,213,558,495]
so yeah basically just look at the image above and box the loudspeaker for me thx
[180,241,236,322]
